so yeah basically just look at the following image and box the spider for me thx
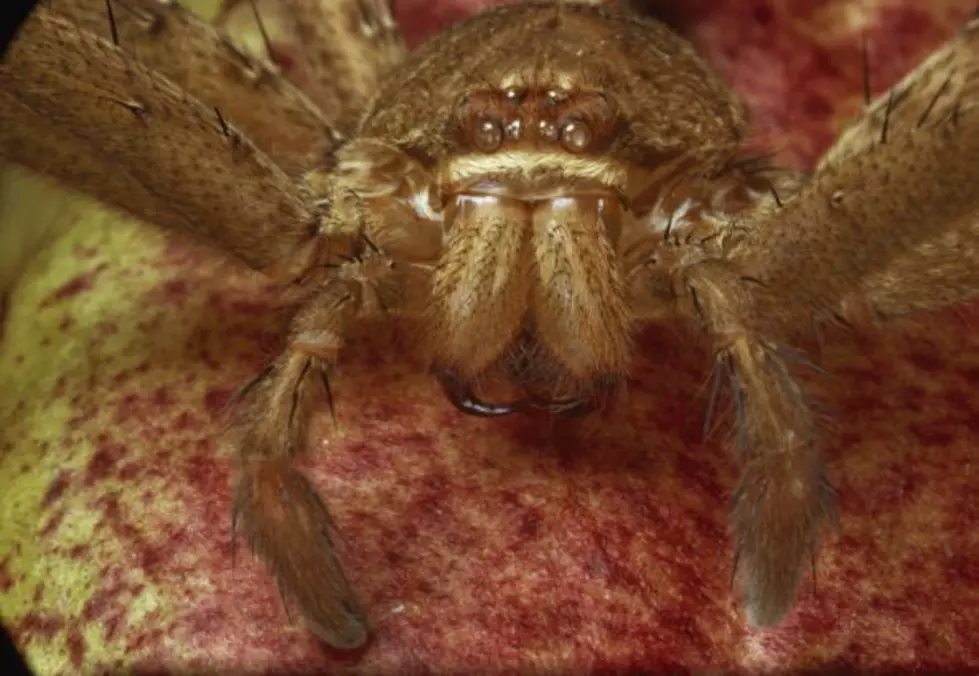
[1,0,978,652]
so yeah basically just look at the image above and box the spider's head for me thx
[323,1,753,416]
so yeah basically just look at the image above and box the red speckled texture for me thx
[2,0,979,674]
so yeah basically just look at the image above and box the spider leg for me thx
[830,20,979,321]
[48,0,337,176]
[1,2,402,285]
[255,0,406,133]
[661,15,979,626]
[732,15,979,329]
[0,9,321,273]
[675,259,837,627]
[231,275,370,649]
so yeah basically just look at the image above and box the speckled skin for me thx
[2,1,979,673]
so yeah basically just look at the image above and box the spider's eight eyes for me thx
[455,87,613,154]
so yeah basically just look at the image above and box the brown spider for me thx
[2,0,978,651]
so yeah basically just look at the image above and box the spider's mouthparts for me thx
[431,365,607,419]
[433,365,530,418]
[424,186,633,419]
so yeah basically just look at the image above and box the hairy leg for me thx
[734,15,979,329]
[675,258,837,627]
[656,12,979,627]
[242,0,406,133]
[0,0,406,280]
[231,275,370,649]
[0,9,320,272]
[828,18,979,321]
[47,0,337,175]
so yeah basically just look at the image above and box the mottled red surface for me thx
[2,0,979,674]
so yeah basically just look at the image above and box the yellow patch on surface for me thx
[0,169,185,672]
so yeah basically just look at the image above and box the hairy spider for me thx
[1,0,978,652]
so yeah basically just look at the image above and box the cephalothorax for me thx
[2,0,978,650]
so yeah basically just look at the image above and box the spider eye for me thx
[504,87,524,105]
[559,119,592,152]
[474,116,504,152]
[546,89,569,105]
[538,119,559,142]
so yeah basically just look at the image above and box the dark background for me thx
[1,0,38,57]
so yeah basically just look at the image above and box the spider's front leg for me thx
[665,13,979,626]
[228,133,441,649]
[230,263,383,649]
[674,258,837,627]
